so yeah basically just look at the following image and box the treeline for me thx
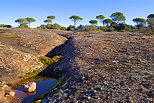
[0,24,12,28]
[1,12,154,33]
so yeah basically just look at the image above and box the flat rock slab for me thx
[0,28,67,83]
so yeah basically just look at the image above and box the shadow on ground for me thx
[37,35,77,79]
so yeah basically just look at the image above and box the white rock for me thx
[5,91,15,97]
[24,82,36,92]
[9,91,16,96]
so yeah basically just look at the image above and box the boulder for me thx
[24,82,36,92]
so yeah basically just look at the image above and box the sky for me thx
[0,0,153,28]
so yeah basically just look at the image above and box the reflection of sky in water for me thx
[14,79,57,103]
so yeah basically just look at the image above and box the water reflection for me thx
[13,78,57,103]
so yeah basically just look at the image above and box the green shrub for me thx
[39,56,62,65]
[61,27,67,30]
[18,23,29,28]
[120,29,126,32]
[100,26,108,31]
[67,25,75,31]
[4,82,12,86]
[46,24,52,29]
[106,27,115,32]
[85,25,98,32]
[37,25,46,29]
[51,23,61,29]
[0,24,12,28]
[77,25,86,31]
[18,68,42,78]
[40,23,62,29]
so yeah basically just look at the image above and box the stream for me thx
[12,76,57,103]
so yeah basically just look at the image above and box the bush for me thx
[37,25,46,29]
[38,24,63,30]
[147,18,154,33]
[51,23,61,29]
[18,23,29,28]
[77,25,86,31]
[100,26,108,31]
[106,27,115,32]
[67,25,75,31]
[39,56,62,65]
[46,24,52,29]
[0,24,12,28]
[112,23,133,32]
[85,25,98,32]
[61,27,67,30]
[77,25,103,32]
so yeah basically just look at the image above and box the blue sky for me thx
[0,0,153,27]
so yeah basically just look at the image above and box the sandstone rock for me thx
[24,82,36,92]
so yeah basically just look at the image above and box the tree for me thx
[26,17,36,27]
[47,16,56,24]
[15,18,27,25]
[147,14,154,33]
[96,15,105,25]
[110,12,126,24]
[69,15,83,26]
[44,19,52,24]
[103,19,112,26]
[89,20,98,25]
[132,18,146,29]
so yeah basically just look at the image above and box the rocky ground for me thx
[0,28,67,84]
[42,32,154,103]
[0,29,153,103]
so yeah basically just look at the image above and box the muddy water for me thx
[13,76,57,103]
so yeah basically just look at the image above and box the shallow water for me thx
[13,78,57,103]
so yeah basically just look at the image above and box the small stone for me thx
[49,98,57,103]
[24,82,36,92]
[82,76,85,80]
[5,91,15,97]
[9,91,15,96]
[63,93,68,97]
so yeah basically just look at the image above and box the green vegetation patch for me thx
[39,55,62,65]
[18,68,42,79]
[33,78,63,103]
[18,56,62,79]
[3,82,12,86]
[3,35,21,38]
